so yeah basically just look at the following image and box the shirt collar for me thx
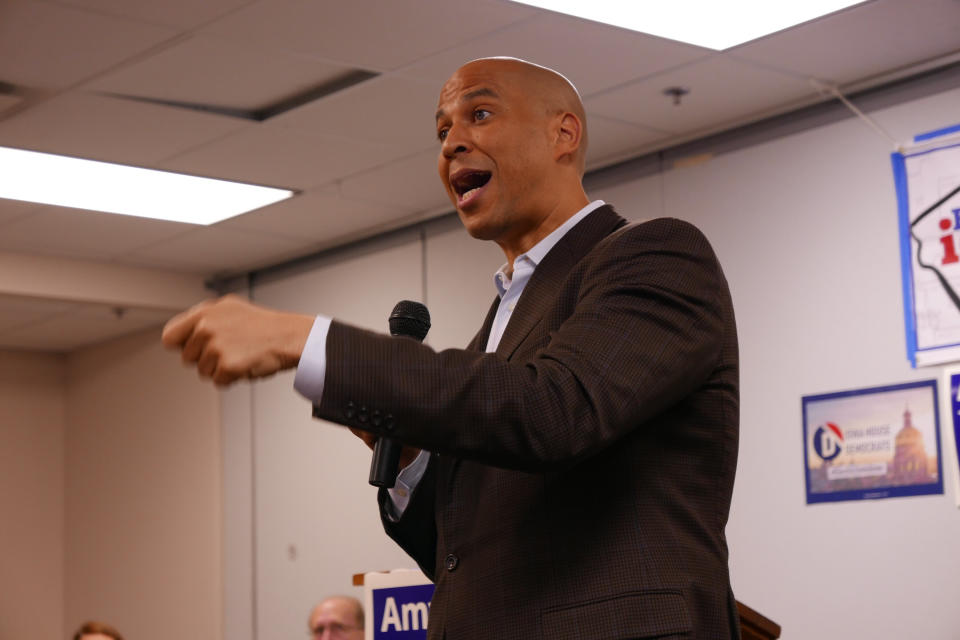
[493,200,606,297]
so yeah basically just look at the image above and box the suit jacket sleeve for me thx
[312,217,730,472]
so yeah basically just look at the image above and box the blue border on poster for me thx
[892,123,960,367]
[891,151,916,366]
[916,123,960,143]
[802,379,943,504]
[948,372,960,502]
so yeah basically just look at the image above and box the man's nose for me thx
[441,124,470,158]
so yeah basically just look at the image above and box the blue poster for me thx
[803,380,943,504]
[942,368,960,506]
[372,583,435,639]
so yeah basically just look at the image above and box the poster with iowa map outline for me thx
[893,123,960,367]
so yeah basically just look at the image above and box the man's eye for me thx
[437,128,448,142]
[474,109,490,121]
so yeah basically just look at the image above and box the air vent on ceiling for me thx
[0,80,46,121]
[101,68,379,122]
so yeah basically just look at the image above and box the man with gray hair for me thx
[308,595,364,640]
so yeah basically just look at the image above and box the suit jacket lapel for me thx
[439,295,499,492]
[440,206,625,492]
[495,205,627,361]
[467,296,500,353]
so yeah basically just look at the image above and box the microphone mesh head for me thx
[389,300,431,341]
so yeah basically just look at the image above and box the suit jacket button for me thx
[371,410,382,427]
[444,554,459,572]
[357,405,369,423]
[345,401,356,420]
[384,414,395,431]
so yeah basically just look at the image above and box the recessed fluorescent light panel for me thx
[509,0,867,50]
[0,146,294,225]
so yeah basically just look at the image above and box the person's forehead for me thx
[436,61,522,113]
[312,598,354,622]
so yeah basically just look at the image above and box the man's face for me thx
[308,599,363,640]
[435,60,556,247]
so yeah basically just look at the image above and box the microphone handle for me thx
[369,435,403,488]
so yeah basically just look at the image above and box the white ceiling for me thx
[1,0,959,351]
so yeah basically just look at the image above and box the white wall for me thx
[226,84,960,639]
[64,329,222,640]
[0,350,65,640]
[1,329,223,640]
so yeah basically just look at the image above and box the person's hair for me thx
[348,596,364,629]
[310,595,365,630]
[333,595,364,628]
[73,621,125,640]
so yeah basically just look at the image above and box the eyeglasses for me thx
[309,622,361,638]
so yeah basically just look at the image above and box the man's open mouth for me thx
[451,170,492,203]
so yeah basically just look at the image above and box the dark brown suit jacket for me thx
[314,205,740,639]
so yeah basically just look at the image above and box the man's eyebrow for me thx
[464,87,499,101]
[435,87,500,121]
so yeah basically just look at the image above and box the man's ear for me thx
[553,112,583,164]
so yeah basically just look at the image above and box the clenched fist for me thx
[161,294,315,386]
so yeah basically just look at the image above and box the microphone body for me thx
[369,300,430,488]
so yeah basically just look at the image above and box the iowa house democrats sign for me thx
[802,380,943,504]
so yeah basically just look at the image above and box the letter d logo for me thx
[813,423,843,462]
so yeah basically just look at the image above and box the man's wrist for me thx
[280,311,318,366]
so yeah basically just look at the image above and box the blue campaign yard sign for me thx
[372,583,435,639]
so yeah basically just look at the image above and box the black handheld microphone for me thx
[368,300,431,488]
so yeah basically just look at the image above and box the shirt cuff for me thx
[293,315,332,403]
[383,450,430,522]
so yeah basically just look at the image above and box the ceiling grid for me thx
[0,0,958,350]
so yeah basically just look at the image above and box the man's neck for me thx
[500,196,596,276]
[499,194,590,269]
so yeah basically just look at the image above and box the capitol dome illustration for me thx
[890,407,930,484]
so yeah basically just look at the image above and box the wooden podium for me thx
[736,600,782,639]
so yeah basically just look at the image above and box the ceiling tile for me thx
[197,0,534,71]
[0,0,176,90]
[272,74,439,152]
[123,225,314,274]
[731,0,960,86]
[85,35,356,112]
[0,302,171,352]
[0,294,78,333]
[397,12,712,96]
[0,206,191,261]
[221,188,407,244]
[337,148,450,214]
[0,92,247,165]
[585,55,815,136]
[0,198,42,225]
[585,114,671,169]
[159,122,396,190]
[0,93,22,112]
[51,0,254,30]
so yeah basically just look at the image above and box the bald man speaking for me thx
[164,58,741,639]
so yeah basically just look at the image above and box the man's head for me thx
[73,622,124,640]
[435,57,590,261]
[308,595,364,640]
